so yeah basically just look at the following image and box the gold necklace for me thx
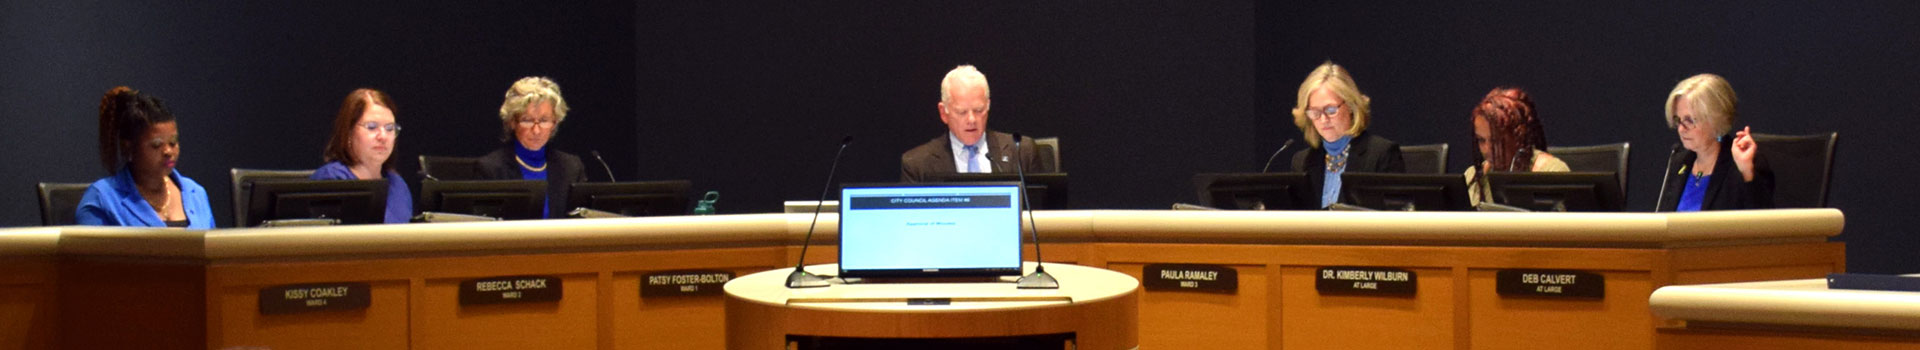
[144,177,175,220]
[1324,148,1351,172]
[515,155,548,172]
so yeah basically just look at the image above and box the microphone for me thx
[1260,139,1298,173]
[787,136,853,288]
[1507,146,1530,172]
[1653,143,1683,212]
[590,150,617,182]
[1010,133,1059,289]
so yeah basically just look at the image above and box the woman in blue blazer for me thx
[75,87,214,228]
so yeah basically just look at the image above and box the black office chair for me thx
[1399,143,1449,174]
[1034,137,1062,173]
[1547,142,1631,199]
[419,155,484,181]
[230,168,316,227]
[1753,132,1838,208]
[37,182,92,226]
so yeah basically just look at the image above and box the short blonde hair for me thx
[939,65,990,103]
[1664,73,1738,136]
[499,76,571,141]
[1290,61,1372,148]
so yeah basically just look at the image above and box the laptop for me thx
[836,182,1025,279]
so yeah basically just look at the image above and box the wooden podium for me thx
[724,263,1139,350]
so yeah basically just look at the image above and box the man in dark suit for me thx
[901,65,1043,183]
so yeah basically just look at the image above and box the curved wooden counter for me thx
[2,208,1847,350]
[724,263,1138,349]
[1651,277,1920,349]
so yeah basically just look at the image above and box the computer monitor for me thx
[930,173,1069,210]
[418,180,547,220]
[567,180,692,217]
[837,182,1025,279]
[244,179,388,227]
[1485,171,1624,212]
[1339,172,1473,211]
[1193,172,1317,210]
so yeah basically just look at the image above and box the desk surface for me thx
[12,208,1845,261]
[726,263,1138,312]
[1651,277,1920,331]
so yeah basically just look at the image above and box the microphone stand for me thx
[786,136,852,288]
[1260,139,1297,173]
[1011,133,1059,289]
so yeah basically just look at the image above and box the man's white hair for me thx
[939,65,990,103]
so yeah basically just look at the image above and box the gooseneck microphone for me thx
[1507,146,1530,172]
[1653,144,1683,212]
[1260,139,1298,173]
[787,136,853,288]
[590,150,617,182]
[1010,133,1059,289]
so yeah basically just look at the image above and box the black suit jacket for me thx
[1657,140,1774,211]
[477,146,589,218]
[1290,132,1406,206]
[900,131,1045,183]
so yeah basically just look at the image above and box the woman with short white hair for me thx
[477,76,588,219]
[1656,73,1773,211]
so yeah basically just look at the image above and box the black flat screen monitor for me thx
[837,182,1025,279]
[1485,171,1624,212]
[1339,172,1473,211]
[418,180,547,220]
[245,179,388,227]
[566,180,693,217]
[930,173,1069,210]
[1193,172,1317,210]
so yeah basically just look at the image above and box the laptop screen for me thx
[837,182,1024,278]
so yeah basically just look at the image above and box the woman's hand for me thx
[1731,126,1758,182]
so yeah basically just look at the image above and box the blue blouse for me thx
[311,161,414,223]
[513,143,551,219]
[75,168,215,229]
[1676,173,1710,212]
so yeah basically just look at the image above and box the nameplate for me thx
[1316,267,1416,296]
[258,282,371,315]
[641,270,735,297]
[1142,264,1238,294]
[1497,269,1604,299]
[460,275,562,305]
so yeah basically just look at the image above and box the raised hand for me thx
[1731,126,1758,182]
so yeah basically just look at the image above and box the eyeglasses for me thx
[359,122,402,134]
[1305,104,1344,121]
[1674,115,1700,130]
[517,119,556,129]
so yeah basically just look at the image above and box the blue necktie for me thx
[964,144,981,173]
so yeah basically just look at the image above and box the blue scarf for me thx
[1321,135,1353,208]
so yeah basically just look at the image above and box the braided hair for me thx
[97,87,177,174]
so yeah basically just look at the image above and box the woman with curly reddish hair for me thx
[1463,87,1568,207]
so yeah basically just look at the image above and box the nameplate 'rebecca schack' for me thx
[1315,267,1416,296]
[459,275,563,305]
[641,270,735,297]
[1496,269,1604,299]
[1142,263,1238,293]
[258,282,371,314]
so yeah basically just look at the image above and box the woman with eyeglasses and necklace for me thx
[1657,74,1773,211]
[77,86,215,228]
[311,88,413,223]
[477,76,587,219]
[1288,61,1406,208]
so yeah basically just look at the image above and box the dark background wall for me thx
[1260,1,1920,273]
[2,1,1913,273]
[0,1,637,228]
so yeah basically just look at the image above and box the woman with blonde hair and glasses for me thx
[1288,61,1405,208]
[477,76,587,219]
[1656,73,1773,211]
